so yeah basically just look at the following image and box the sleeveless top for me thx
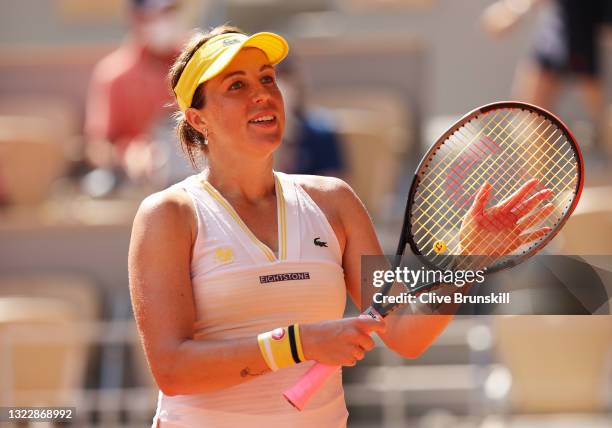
[152,171,349,427]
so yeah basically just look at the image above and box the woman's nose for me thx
[252,86,271,104]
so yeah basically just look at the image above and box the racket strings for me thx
[466,114,576,220]
[418,111,545,226]
[412,110,534,252]
[453,115,576,255]
[417,109,512,187]
[423,116,575,262]
[414,110,511,216]
[410,107,579,270]
[433,121,576,262]
[417,111,570,234]
[412,109,522,239]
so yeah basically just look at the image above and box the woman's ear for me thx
[185,108,208,136]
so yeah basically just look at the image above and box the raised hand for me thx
[460,178,554,256]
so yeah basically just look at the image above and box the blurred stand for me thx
[0,114,68,206]
[493,316,612,414]
[465,316,612,428]
[550,186,612,256]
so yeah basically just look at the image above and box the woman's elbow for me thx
[146,340,196,395]
[149,351,192,396]
[159,383,181,397]
[394,342,431,360]
[152,363,220,396]
[153,368,186,396]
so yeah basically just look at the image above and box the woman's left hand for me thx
[460,178,554,256]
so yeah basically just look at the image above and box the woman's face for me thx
[200,47,285,159]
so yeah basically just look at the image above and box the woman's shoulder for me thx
[133,181,197,237]
[289,174,359,205]
[287,174,365,229]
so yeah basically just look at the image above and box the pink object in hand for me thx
[283,364,338,410]
[283,307,383,410]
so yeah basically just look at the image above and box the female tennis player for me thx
[128,26,554,427]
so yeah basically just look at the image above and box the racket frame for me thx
[401,101,584,275]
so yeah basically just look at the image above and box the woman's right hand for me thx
[299,317,386,366]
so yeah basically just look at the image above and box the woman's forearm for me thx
[154,316,385,395]
[379,312,453,359]
[156,337,270,396]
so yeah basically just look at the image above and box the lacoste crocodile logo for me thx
[313,237,328,247]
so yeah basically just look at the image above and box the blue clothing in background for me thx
[293,109,344,176]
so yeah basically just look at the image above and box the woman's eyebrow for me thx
[222,70,245,82]
[221,65,273,82]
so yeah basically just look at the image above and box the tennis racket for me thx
[283,101,584,410]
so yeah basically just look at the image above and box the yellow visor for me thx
[173,32,289,111]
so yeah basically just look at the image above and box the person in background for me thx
[482,0,612,154]
[85,0,186,187]
[275,56,346,178]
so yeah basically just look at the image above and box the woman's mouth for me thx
[248,114,277,128]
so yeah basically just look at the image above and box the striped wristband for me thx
[257,324,306,371]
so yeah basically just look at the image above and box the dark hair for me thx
[168,25,245,169]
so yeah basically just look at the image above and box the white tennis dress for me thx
[152,171,349,427]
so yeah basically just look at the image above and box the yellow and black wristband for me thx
[257,324,306,371]
[288,324,301,364]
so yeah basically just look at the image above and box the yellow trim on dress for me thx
[200,174,287,262]
[275,175,287,260]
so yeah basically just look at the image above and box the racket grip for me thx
[283,363,339,411]
[284,308,383,410]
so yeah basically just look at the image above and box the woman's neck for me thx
[203,156,275,203]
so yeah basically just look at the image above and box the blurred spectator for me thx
[84,0,187,188]
[275,56,346,178]
[482,0,612,151]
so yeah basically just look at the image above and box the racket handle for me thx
[283,363,339,410]
[284,308,384,410]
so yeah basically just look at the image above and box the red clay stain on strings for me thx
[444,135,501,210]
